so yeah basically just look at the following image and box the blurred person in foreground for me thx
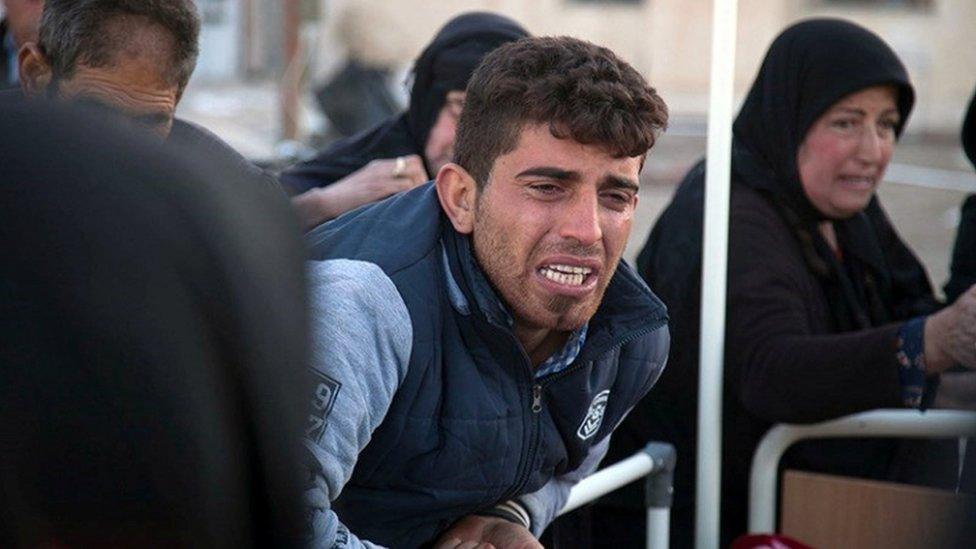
[0,93,307,546]
[302,36,669,548]
[281,12,529,230]
[600,19,976,547]
[15,0,275,188]
[0,0,42,87]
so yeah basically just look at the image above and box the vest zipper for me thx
[497,339,541,503]
[498,318,667,502]
[531,384,543,413]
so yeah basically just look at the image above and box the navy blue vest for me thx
[307,184,668,547]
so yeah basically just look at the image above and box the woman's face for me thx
[797,85,901,219]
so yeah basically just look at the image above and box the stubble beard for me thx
[472,211,616,332]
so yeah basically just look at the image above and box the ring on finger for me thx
[392,156,407,178]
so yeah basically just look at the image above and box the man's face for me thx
[470,124,642,332]
[21,19,181,138]
[57,56,180,139]
[424,90,465,175]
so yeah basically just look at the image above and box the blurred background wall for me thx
[308,0,975,136]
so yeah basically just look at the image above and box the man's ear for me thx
[434,163,480,235]
[19,43,53,97]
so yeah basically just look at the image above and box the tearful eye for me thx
[530,183,562,195]
[600,192,635,211]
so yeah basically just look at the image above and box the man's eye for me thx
[530,183,561,194]
[601,192,633,208]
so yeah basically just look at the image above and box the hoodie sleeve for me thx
[514,437,611,537]
[303,260,413,548]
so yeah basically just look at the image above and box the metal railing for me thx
[560,442,676,549]
[748,409,976,534]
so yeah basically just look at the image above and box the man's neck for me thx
[514,324,570,368]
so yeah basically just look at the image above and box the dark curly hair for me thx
[453,36,668,188]
[38,0,200,93]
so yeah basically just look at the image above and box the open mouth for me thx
[538,264,594,287]
[838,176,875,190]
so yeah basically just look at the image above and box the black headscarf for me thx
[730,18,937,330]
[963,88,976,169]
[281,12,528,194]
[732,18,914,223]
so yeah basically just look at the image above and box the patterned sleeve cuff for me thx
[896,316,927,408]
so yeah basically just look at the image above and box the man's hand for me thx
[434,515,543,549]
[292,154,429,231]
[925,284,976,372]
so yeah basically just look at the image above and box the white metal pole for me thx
[647,508,671,549]
[560,452,655,515]
[697,1,739,548]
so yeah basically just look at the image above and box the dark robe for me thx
[596,19,953,548]
[0,94,308,547]
[169,118,283,194]
[279,12,528,195]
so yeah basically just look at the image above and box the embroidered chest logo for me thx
[307,369,341,443]
[577,390,610,440]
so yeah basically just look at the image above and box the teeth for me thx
[540,267,586,286]
[545,264,592,275]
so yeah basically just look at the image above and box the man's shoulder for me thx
[305,183,444,276]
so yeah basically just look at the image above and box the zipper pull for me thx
[531,384,543,413]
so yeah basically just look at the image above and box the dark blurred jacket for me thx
[0,94,308,547]
[944,90,976,303]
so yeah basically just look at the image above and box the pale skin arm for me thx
[924,283,976,373]
[291,154,429,231]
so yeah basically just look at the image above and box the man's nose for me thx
[558,191,603,246]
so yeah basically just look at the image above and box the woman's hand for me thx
[925,284,976,372]
[292,155,429,231]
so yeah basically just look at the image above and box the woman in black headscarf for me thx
[281,12,529,230]
[599,19,976,547]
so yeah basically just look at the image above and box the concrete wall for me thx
[318,0,975,135]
